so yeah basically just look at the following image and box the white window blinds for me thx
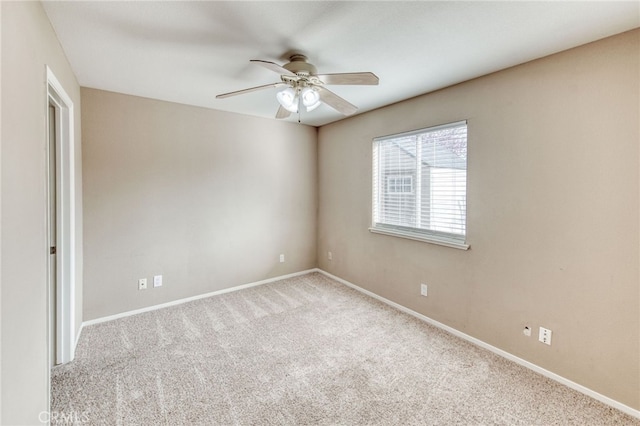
[372,121,468,247]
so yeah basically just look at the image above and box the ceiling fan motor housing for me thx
[283,54,318,76]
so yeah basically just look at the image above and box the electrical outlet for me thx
[138,278,147,290]
[539,327,552,345]
[420,283,428,297]
[153,275,162,288]
[328,251,332,261]
[279,254,285,263]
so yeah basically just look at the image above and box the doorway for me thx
[46,66,76,367]
[48,102,58,367]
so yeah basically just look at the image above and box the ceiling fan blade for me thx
[215,82,287,99]
[275,105,291,119]
[316,72,379,85]
[316,86,358,115]
[250,59,297,76]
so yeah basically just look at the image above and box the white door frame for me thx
[46,66,76,364]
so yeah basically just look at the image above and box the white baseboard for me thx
[74,323,83,355]
[82,269,317,327]
[316,269,640,420]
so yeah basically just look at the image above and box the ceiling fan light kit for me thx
[276,86,321,113]
[216,54,379,121]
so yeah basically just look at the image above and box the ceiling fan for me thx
[216,54,379,119]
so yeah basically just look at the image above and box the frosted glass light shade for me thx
[276,87,298,113]
[301,87,321,111]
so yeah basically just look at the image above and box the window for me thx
[371,120,468,249]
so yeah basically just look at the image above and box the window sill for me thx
[368,227,470,250]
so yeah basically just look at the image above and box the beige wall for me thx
[81,89,317,320]
[1,2,83,424]
[318,30,639,409]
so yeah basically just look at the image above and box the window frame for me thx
[386,174,414,194]
[370,120,469,250]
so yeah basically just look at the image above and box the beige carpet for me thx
[52,272,638,425]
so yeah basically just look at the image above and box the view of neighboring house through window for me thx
[371,120,468,248]
[387,175,414,194]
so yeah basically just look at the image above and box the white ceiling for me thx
[43,1,639,127]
